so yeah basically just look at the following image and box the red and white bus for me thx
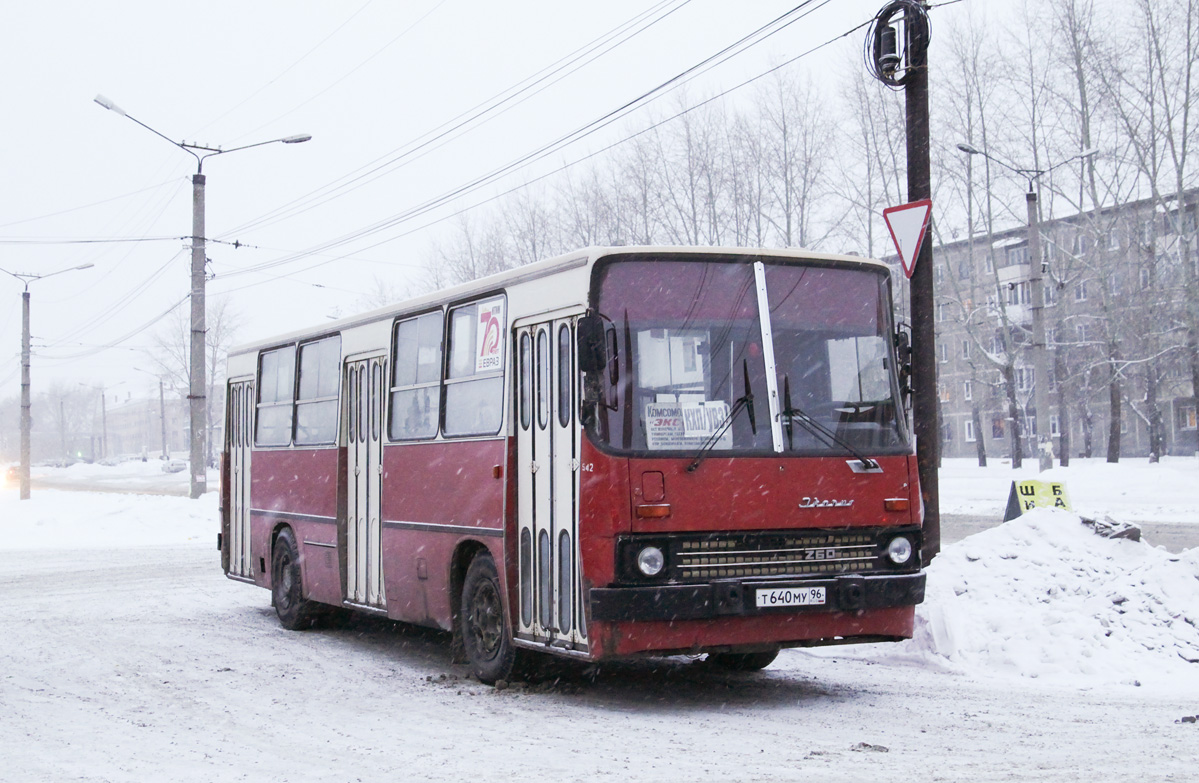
[220,246,926,683]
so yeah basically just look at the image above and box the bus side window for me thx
[256,345,296,446]
[295,335,341,445]
[443,297,506,437]
[390,312,443,440]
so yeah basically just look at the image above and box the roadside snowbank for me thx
[0,488,214,550]
[938,456,1199,524]
[907,508,1199,684]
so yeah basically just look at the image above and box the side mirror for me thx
[577,314,607,374]
[894,326,913,406]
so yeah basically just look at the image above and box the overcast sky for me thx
[0,0,975,402]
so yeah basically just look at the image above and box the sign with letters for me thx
[1003,479,1072,521]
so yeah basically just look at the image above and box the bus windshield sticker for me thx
[681,400,730,438]
[475,298,505,373]
[645,402,731,450]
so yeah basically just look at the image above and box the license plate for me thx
[756,586,827,608]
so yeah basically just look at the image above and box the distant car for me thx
[161,459,187,474]
[4,466,18,486]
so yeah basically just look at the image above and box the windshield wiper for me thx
[782,375,878,470]
[687,360,756,473]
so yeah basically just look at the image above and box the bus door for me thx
[345,355,386,608]
[228,379,254,579]
[515,317,585,650]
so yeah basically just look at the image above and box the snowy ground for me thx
[2,460,1198,781]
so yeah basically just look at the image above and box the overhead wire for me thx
[0,179,182,230]
[219,0,864,294]
[189,1,377,140]
[228,0,452,145]
[217,0,833,282]
[219,0,689,239]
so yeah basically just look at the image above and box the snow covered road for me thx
[2,537,1196,782]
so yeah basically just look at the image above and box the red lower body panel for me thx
[588,607,914,658]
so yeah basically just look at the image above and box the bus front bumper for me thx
[589,572,925,623]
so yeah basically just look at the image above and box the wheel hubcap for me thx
[468,581,502,658]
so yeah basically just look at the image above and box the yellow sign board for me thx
[1003,479,1072,521]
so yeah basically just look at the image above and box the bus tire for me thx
[272,527,315,630]
[706,649,779,671]
[460,552,516,684]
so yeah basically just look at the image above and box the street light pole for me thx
[94,94,310,498]
[1,263,95,499]
[1025,187,1053,472]
[956,143,1098,472]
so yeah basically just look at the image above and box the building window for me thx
[1074,281,1088,302]
[984,254,995,274]
[961,339,970,359]
[964,380,973,401]
[1140,267,1151,289]
[992,416,1006,440]
[1107,227,1120,250]
[958,259,971,280]
[937,302,949,322]
[935,264,944,283]
[1077,323,1091,343]
[939,342,949,363]
[965,419,976,442]
[1017,367,1035,392]
[1179,404,1197,430]
[1072,234,1091,256]
[1050,414,1060,437]
[942,421,953,442]
[939,383,951,402]
[1007,246,1029,267]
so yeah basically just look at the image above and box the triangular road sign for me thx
[883,199,932,279]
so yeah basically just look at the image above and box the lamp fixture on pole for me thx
[94,94,310,498]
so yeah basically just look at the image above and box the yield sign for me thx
[883,199,932,279]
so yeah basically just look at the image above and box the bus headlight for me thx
[886,536,913,565]
[636,546,665,577]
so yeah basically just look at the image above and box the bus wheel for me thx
[272,527,315,630]
[706,649,780,671]
[460,552,515,684]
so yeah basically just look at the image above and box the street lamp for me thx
[956,142,1099,472]
[0,263,95,499]
[94,94,310,498]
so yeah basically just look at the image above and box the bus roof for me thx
[228,245,888,358]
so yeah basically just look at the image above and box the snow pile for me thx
[938,456,1199,524]
[0,489,215,550]
[911,508,1199,682]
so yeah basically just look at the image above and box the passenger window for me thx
[557,324,571,428]
[295,335,341,445]
[256,345,296,446]
[443,297,506,437]
[389,312,443,440]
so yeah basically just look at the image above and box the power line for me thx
[218,0,690,239]
[219,0,832,281]
[0,179,182,229]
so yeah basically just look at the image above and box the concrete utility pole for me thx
[868,0,939,564]
[160,379,169,460]
[1025,189,1053,472]
[94,94,310,498]
[1,263,95,499]
[21,290,30,499]
[956,143,1098,472]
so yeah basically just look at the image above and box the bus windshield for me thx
[589,256,908,457]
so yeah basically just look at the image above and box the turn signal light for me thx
[884,498,910,512]
[635,503,672,519]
